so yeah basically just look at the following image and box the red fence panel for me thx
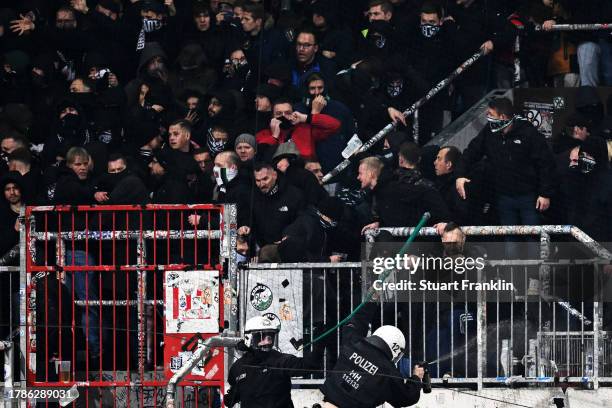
[21,204,237,407]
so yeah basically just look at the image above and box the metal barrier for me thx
[241,225,611,394]
[1,265,20,406]
[13,204,237,407]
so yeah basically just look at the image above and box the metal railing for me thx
[241,225,611,392]
[0,204,238,407]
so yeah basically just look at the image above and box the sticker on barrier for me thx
[165,270,220,334]
[246,270,303,355]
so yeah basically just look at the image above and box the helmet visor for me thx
[251,330,278,351]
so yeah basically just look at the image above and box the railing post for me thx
[593,262,602,390]
[476,265,486,390]
[18,209,28,404]
[1,341,13,408]
[222,204,238,393]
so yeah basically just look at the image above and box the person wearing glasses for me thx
[290,27,337,92]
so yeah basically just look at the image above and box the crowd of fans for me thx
[0,1,611,398]
[0,0,611,265]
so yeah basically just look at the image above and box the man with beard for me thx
[124,42,170,108]
[93,154,148,205]
[201,90,245,145]
[0,172,25,256]
[237,162,304,252]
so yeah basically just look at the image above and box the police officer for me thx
[320,303,425,408]
[224,315,324,408]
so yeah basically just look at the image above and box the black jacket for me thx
[250,177,305,247]
[283,165,329,206]
[225,347,322,408]
[456,119,556,198]
[150,172,193,204]
[435,173,470,225]
[373,168,450,227]
[0,204,19,256]
[320,303,422,408]
[217,176,253,228]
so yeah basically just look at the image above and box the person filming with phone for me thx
[255,98,341,162]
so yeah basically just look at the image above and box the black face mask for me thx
[104,170,129,189]
[60,113,80,130]
[31,72,48,88]
[386,79,403,98]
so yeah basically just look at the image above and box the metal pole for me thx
[322,50,485,183]
[18,209,28,400]
[1,341,13,408]
[165,333,242,408]
[534,23,612,31]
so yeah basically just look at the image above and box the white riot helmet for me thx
[370,325,406,364]
[244,315,280,352]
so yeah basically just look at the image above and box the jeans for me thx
[65,250,102,357]
[577,41,601,86]
[496,194,540,259]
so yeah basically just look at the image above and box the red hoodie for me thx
[256,113,341,160]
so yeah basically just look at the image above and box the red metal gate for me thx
[21,204,238,407]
